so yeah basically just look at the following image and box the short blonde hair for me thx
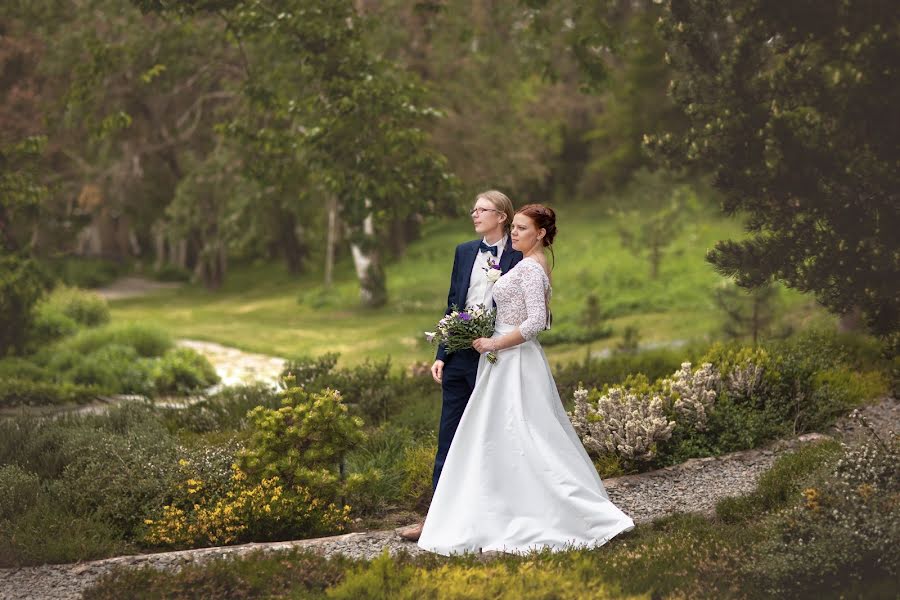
[476,190,515,233]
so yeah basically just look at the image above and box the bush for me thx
[43,257,125,289]
[0,498,131,567]
[553,347,692,405]
[328,551,629,600]
[0,253,51,355]
[747,417,899,597]
[28,304,79,347]
[49,322,173,359]
[53,409,179,538]
[42,286,110,327]
[0,378,100,408]
[152,347,219,395]
[343,426,412,516]
[66,345,155,395]
[159,383,281,433]
[83,549,355,600]
[0,465,42,521]
[398,436,437,513]
[0,357,51,382]
[716,439,842,523]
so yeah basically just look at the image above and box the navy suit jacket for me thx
[435,237,523,362]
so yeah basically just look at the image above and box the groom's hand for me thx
[430,360,444,384]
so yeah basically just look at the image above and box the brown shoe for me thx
[397,522,424,542]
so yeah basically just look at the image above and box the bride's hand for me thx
[472,337,495,353]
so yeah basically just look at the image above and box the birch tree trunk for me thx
[349,211,386,307]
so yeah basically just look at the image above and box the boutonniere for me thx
[483,256,502,282]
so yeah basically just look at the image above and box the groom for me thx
[399,190,522,542]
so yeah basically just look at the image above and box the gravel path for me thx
[176,340,286,389]
[93,277,182,301]
[2,398,895,600]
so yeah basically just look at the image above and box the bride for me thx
[417,204,635,555]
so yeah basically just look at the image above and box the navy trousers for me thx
[432,347,479,491]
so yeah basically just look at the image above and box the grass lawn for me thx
[110,203,829,367]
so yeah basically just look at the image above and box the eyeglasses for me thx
[470,207,501,217]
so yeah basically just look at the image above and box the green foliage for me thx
[398,436,437,514]
[159,383,281,433]
[0,378,100,408]
[614,170,700,279]
[66,345,155,395]
[327,550,638,600]
[716,439,842,523]
[29,303,79,347]
[43,286,110,327]
[47,322,173,359]
[238,385,368,502]
[41,258,127,289]
[0,253,51,355]
[651,0,900,338]
[0,464,41,521]
[151,347,219,395]
[553,346,690,405]
[748,424,900,597]
[83,549,355,600]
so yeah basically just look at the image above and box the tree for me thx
[0,136,51,354]
[648,0,900,341]
[614,169,697,279]
[137,0,458,307]
[713,280,779,344]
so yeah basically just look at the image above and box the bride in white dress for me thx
[417,204,635,556]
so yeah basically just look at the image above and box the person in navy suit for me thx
[400,190,523,541]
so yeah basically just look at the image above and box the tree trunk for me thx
[325,197,337,287]
[279,210,306,274]
[349,212,386,307]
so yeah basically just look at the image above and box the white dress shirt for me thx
[465,235,507,310]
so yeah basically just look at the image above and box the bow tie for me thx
[479,241,499,256]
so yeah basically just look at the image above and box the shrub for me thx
[570,377,675,466]
[238,386,368,498]
[553,347,691,404]
[0,498,131,567]
[151,347,219,395]
[0,253,50,355]
[44,257,125,289]
[328,551,631,600]
[0,357,51,382]
[51,322,173,359]
[716,439,842,523]
[82,549,355,600]
[0,378,100,408]
[42,286,110,327]
[54,412,179,538]
[398,436,437,513]
[159,383,281,433]
[0,464,42,521]
[66,345,154,395]
[28,304,79,347]
[747,415,899,596]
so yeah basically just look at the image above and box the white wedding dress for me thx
[418,257,634,555]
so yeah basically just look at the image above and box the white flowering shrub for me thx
[570,381,675,463]
[660,362,721,431]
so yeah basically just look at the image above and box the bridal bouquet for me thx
[426,304,498,363]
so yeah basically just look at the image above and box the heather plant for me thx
[659,361,720,431]
[748,412,899,596]
[570,375,675,465]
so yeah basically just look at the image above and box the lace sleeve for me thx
[518,260,549,341]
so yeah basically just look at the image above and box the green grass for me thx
[110,204,825,366]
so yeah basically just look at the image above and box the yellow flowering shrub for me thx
[143,467,350,548]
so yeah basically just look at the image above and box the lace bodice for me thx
[492,257,551,340]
